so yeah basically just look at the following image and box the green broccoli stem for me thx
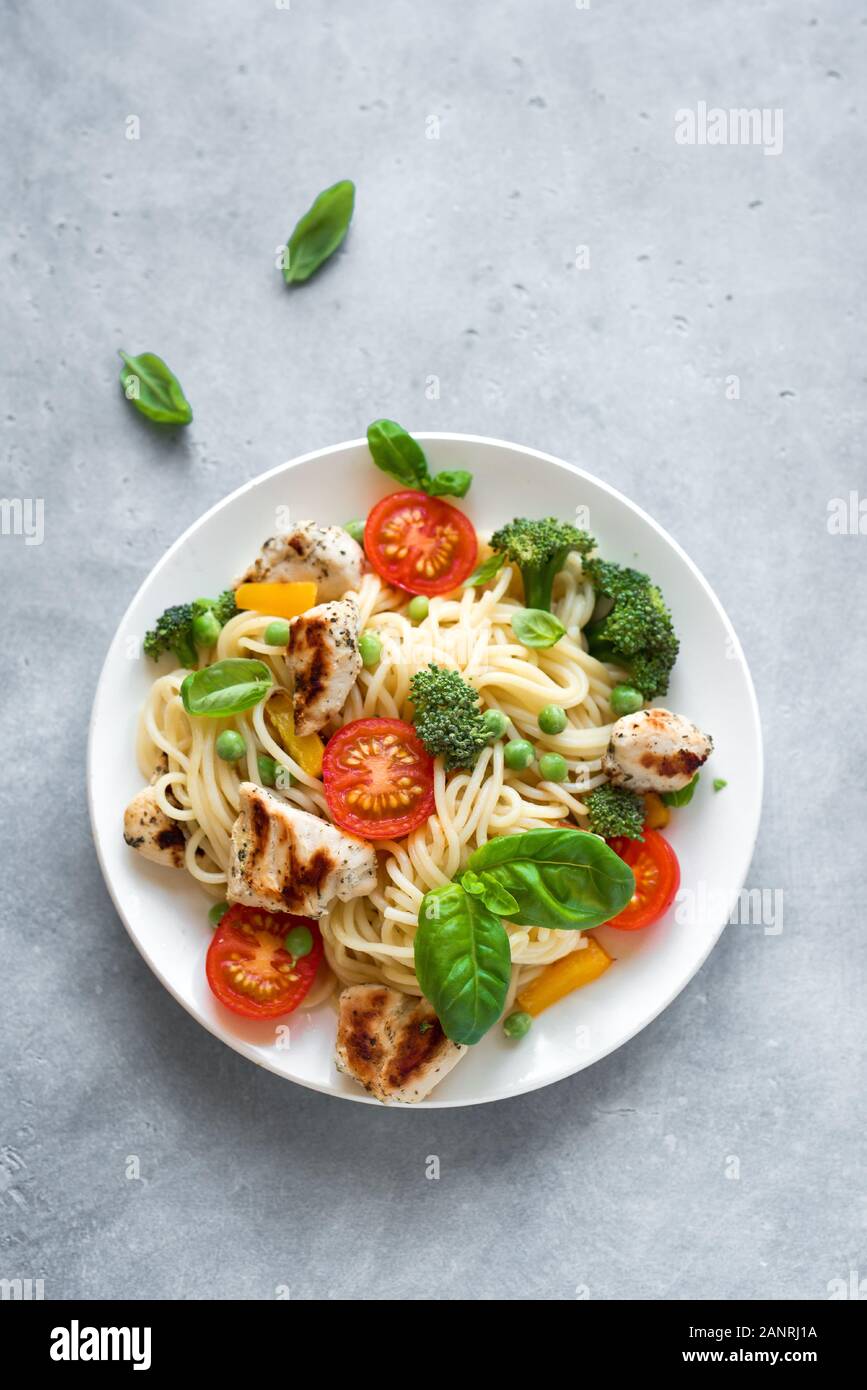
[174,633,199,669]
[521,553,567,612]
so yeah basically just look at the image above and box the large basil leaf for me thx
[181,658,273,717]
[415,882,511,1045]
[283,179,355,284]
[464,552,505,588]
[367,418,428,489]
[367,418,473,499]
[118,351,192,425]
[510,608,566,649]
[468,827,634,932]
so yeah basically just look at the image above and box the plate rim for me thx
[87,432,764,1108]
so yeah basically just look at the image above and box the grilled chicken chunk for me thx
[335,985,466,1103]
[287,598,361,736]
[602,707,713,794]
[123,786,186,868]
[240,521,363,603]
[228,783,377,918]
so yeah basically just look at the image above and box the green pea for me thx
[192,609,221,648]
[407,595,429,623]
[504,738,534,771]
[610,683,644,717]
[257,753,278,786]
[216,730,246,762]
[358,630,382,668]
[539,751,568,782]
[538,704,567,735]
[503,1010,532,1040]
[482,708,508,742]
[286,924,313,958]
[264,619,291,647]
[208,900,229,926]
[343,519,365,545]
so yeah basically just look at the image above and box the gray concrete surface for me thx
[2,0,865,1301]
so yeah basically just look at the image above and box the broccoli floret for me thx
[585,559,679,698]
[489,517,595,612]
[144,590,239,669]
[585,784,645,840]
[409,664,489,771]
[143,602,197,669]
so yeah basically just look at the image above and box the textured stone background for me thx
[2,0,864,1300]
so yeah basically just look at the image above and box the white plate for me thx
[88,435,762,1108]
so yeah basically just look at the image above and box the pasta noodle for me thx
[135,554,620,1005]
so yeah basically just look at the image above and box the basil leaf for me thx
[662,772,700,807]
[478,874,520,918]
[181,658,273,717]
[464,552,506,588]
[460,869,486,897]
[510,608,566,649]
[427,469,473,499]
[415,883,511,1045]
[468,827,634,932]
[283,179,355,284]
[366,419,473,498]
[118,351,192,425]
[367,418,429,489]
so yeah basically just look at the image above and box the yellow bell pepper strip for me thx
[235,581,317,620]
[643,791,671,830]
[264,691,324,777]
[516,935,613,1017]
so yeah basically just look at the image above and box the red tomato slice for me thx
[322,717,435,840]
[206,905,323,1019]
[605,827,681,931]
[364,489,478,596]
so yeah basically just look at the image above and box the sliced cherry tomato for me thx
[206,905,323,1019]
[605,827,681,931]
[322,717,435,839]
[364,489,478,596]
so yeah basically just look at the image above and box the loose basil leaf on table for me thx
[464,552,506,588]
[414,882,511,1045]
[662,772,700,807]
[510,608,566,649]
[367,418,473,499]
[283,179,355,284]
[181,658,273,717]
[467,827,635,932]
[118,351,193,426]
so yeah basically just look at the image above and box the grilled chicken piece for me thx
[228,783,377,918]
[335,985,466,1103]
[240,521,363,603]
[123,786,186,867]
[602,707,713,794]
[287,598,361,736]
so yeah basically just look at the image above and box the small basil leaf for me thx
[118,351,192,425]
[468,827,634,932]
[464,552,506,588]
[427,469,473,499]
[415,883,511,1045]
[283,179,355,285]
[181,658,273,717]
[479,874,520,918]
[510,608,566,649]
[662,772,700,807]
[367,418,429,489]
[460,869,486,897]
